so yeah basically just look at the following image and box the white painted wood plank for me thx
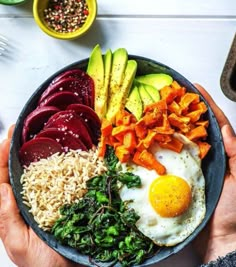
[97,0,236,16]
[0,0,235,16]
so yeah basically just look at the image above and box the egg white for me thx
[119,134,206,246]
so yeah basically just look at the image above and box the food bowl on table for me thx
[9,48,226,266]
[33,0,97,40]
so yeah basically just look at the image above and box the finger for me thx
[0,183,28,245]
[194,84,234,131]
[222,124,236,158]
[0,139,11,184]
[8,124,15,139]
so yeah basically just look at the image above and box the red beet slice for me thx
[44,110,93,149]
[22,106,60,143]
[66,104,101,144]
[38,78,85,104]
[36,128,87,152]
[19,137,63,166]
[39,91,83,110]
[50,69,95,108]
[51,69,88,83]
[39,70,95,108]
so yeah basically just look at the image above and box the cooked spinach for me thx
[52,147,157,266]
[104,145,119,172]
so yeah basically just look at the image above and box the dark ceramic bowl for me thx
[9,55,226,266]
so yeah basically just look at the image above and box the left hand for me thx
[0,125,82,267]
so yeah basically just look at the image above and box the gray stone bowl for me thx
[9,55,226,266]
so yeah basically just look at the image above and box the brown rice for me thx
[20,148,107,231]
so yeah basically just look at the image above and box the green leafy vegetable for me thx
[104,145,119,171]
[52,166,157,266]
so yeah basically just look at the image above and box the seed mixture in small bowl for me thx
[33,0,97,40]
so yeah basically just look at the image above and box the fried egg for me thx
[119,133,206,246]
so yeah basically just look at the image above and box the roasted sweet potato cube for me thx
[159,137,184,153]
[179,93,200,113]
[196,141,211,159]
[185,125,208,141]
[168,113,191,133]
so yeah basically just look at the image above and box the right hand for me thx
[193,84,236,264]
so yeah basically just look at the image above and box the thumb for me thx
[221,124,236,158]
[0,183,28,252]
[222,124,236,176]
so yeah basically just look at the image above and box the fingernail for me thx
[0,184,9,203]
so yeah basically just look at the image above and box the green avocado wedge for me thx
[87,44,105,119]
[142,83,160,102]
[125,85,143,120]
[135,73,173,90]
[138,83,155,107]
[101,49,112,118]
[106,60,137,123]
[109,48,128,100]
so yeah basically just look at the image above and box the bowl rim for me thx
[33,0,97,40]
[9,54,226,266]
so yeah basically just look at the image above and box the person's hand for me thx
[0,125,82,267]
[193,84,236,263]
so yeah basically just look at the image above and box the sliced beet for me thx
[22,106,60,143]
[19,137,63,166]
[39,91,83,110]
[66,104,101,144]
[43,110,93,149]
[51,69,88,83]
[36,128,87,152]
[51,69,95,108]
[38,78,85,104]
[39,70,95,108]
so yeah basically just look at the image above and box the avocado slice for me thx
[135,73,173,90]
[98,48,112,118]
[106,60,137,123]
[87,44,105,119]
[138,83,155,107]
[104,49,112,92]
[142,83,160,102]
[125,85,143,120]
[109,48,128,100]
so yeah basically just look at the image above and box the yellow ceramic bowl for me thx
[33,0,97,40]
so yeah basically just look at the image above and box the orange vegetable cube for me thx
[160,86,177,104]
[101,118,113,137]
[168,101,182,116]
[115,145,130,163]
[185,125,208,141]
[138,149,166,175]
[135,120,148,139]
[144,99,168,113]
[168,113,191,133]
[159,137,184,153]
[98,135,107,157]
[196,141,211,159]
[196,120,209,128]
[179,93,200,113]
[123,131,137,151]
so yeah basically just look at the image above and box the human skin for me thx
[193,84,236,263]
[0,125,83,267]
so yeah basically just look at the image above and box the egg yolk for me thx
[149,175,192,218]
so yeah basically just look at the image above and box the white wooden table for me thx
[0,0,236,266]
